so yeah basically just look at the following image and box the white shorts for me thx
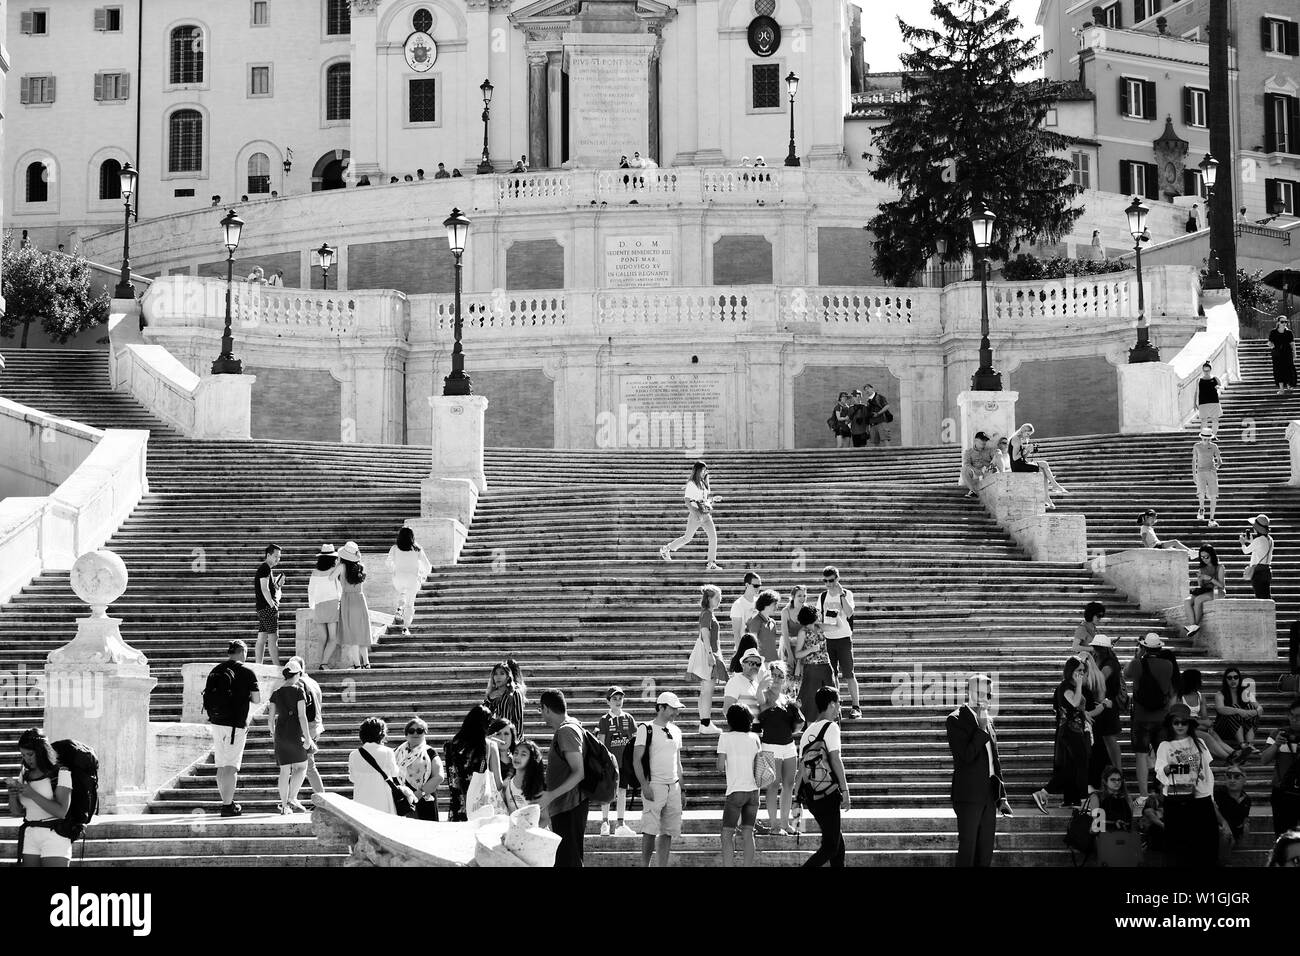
[23,825,73,859]
[762,742,797,761]
[211,725,249,769]
[1194,471,1219,498]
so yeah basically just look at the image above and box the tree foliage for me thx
[1002,254,1130,281]
[867,0,1085,285]
[1,235,109,346]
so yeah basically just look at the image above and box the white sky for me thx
[853,0,1046,73]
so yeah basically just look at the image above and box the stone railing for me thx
[427,292,567,333]
[595,288,755,326]
[112,344,199,435]
[792,288,933,326]
[0,399,148,603]
[990,274,1136,321]
[231,286,360,335]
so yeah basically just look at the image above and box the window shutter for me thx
[1133,0,1142,22]
[19,76,30,104]
[46,76,56,103]
[20,11,32,33]
[1266,179,1279,210]
[1120,161,1132,195]
[1183,169,1196,197]
[1182,87,1193,125]
[94,8,106,30]
[1146,163,1160,200]
[1288,96,1300,153]
[1287,21,1300,55]
[94,73,103,101]
[1119,77,1129,116]
[1262,17,1274,52]
[1143,80,1157,119]
[1265,93,1279,153]
[121,73,130,100]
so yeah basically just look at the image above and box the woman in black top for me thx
[1033,657,1098,813]
[1270,316,1296,392]
[1008,423,1068,508]
[756,663,804,836]
[829,392,852,449]
[1085,764,1135,831]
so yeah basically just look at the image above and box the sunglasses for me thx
[1227,675,1240,681]
[1171,720,1190,726]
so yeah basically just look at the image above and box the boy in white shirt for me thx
[717,704,762,866]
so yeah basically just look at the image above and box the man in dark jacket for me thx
[946,675,1011,866]
[862,384,892,445]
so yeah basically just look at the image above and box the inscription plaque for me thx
[610,373,728,449]
[568,51,649,167]
[605,236,673,288]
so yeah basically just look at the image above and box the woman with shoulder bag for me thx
[687,584,729,735]
[659,461,723,571]
[393,717,445,820]
[347,718,413,816]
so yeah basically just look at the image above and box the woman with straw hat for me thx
[337,541,374,668]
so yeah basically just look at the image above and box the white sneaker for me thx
[1208,519,1219,528]
[699,721,722,735]
[658,546,672,562]
[1196,510,1205,521]
[599,821,611,836]
[1186,624,1201,635]
[615,824,636,838]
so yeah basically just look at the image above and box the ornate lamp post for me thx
[442,207,473,396]
[1199,153,1223,290]
[315,242,335,290]
[936,237,948,288]
[211,209,245,375]
[784,71,800,167]
[113,162,138,300]
[477,79,495,175]
[969,206,1002,390]
[1126,196,1159,363]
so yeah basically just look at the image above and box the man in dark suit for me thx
[946,675,1012,866]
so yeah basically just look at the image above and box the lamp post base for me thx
[1203,269,1225,291]
[476,161,494,175]
[211,356,244,376]
[113,281,135,300]
[442,372,473,397]
[970,368,1003,392]
[784,156,800,168]
[1128,343,1162,364]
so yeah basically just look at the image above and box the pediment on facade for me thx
[510,0,677,31]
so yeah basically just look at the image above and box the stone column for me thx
[44,550,157,814]
[547,53,563,168]
[694,0,723,165]
[528,53,549,172]
[193,374,256,440]
[648,40,661,165]
[956,390,1018,485]
[347,0,384,182]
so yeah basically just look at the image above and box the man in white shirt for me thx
[819,566,862,719]
[633,692,685,867]
[1239,514,1275,599]
[799,686,850,866]
[729,572,761,646]
[724,649,764,718]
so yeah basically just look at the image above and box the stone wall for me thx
[712,236,773,285]
[1012,355,1121,437]
[817,227,880,286]
[347,238,456,295]
[471,369,555,448]
[506,240,565,290]
[247,367,343,443]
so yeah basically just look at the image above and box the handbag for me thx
[465,748,505,817]
[1242,535,1273,581]
[1065,804,1099,862]
[753,736,778,790]
[356,746,416,818]
[1096,829,1141,867]
[711,657,729,682]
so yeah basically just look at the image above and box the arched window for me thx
[25,162,50,203]
[248,153,271,194]
[169,25,204,85]
[168,109,203,173]
[326,0,350,36]
[326,62,350,121]
[99,158,123,200]
[412,8,433,33]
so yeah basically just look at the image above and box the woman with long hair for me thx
[393,717,444,820]
[6,729,72,866]
[483,659,526,739]
[308,544,344,668]
[1176,669,1234,761]
[267,659,314,814]
[1186,544,1226,635]
[1083,764,1135,831]
[1009,423,1068,508]
[336,541,373,668]
[1155,703,1219,867]
[659,460,723,571]
[756,662,804,836]
[1084,636,1124,784]
[385,526,432,636]
[687,584,727,735]
[792,605,835,723]
[1214,667,1263,759]
[1268,829,1300,867]
[442,704,499,821]
[1269,315,1296,393]
[503,739,548,824]
[1077,650,1117,789]
[830,392,852,449]
[1033,656,1095,813]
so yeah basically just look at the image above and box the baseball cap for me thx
[605,686,625,701]
[656,691,685,709]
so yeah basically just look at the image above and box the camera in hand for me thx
[1171,761,1191,776]
[825,609,839,619]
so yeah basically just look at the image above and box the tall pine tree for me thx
[868,0,1083,285]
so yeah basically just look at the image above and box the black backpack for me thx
[577,730,619,804]
[49,739,99,842]
[203,661,240,725]
[1134,654,1167,711]
[617,722,654,793]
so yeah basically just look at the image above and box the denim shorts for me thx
[721,789,759,828]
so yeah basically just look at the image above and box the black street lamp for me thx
[442,207,473,396]
[936,237,948,288]
[784,71,800,168]
[1126,195,1160,363]
[282,147,293,177]
[316,242,335,290]
[211,209,246,375]
[113,161,138,300]
[1199,153,1224,290]
[477,79,495,175]
[969,206,1002,390]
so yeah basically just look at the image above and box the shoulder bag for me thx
[1243,535,1273,581]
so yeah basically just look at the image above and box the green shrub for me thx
[1001,253,1131,281]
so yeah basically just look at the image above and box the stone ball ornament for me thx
[70,549,129,614]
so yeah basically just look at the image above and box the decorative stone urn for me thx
[44,550,157,813]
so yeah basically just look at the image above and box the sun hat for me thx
[1248,514,1271,529]
[1168,702,1192,721]
[1139,633,1165,650]
[1199,426,1213,438]
[338,541,361,562]
[319,543,336,554]
[1090,635,1114,649]
[283,659,303,677]
[656,691,685,709]
[740,648,763,664]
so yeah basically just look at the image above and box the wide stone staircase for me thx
[0,345,1293,866]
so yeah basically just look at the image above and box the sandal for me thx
[1032,790,1049,815]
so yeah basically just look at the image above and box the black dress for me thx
[1044,683,1091,805]
[1010,438,1041,474]
[1270,328,1297,387]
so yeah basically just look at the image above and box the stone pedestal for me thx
[1099,548,1188,612]
[1007,512,1088,564]
[978,472,1046,524]
[406,517,468,568]
[193,375,255,440]
[1286,421,1300,487]
[1117,363,1182,433]
[957,390,1018,485]
[1199,599,1277,662]
[421,476,480,528]
[43,550,156,814]
[563,23,657,168]
[294,609,347,671]
[430,395,488,492]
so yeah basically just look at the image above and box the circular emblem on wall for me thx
[753,0,776,16]
[404,31,438,72]
[748,16,780,58]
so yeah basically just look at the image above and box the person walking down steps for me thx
[660,460,723,571]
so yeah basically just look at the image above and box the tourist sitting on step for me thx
[1174,669,1235,763]
[1213,667,1264,762]
[1214,763,1251,864]
[1185,545,1226,636]
[659,460,723,571]
[483,659,527,739]
[386,527,432,636]
[1137,510,1196,556]
[8,729,73,867]
[687,585,727,736]
[1269,828,1300,866]
[347,717,405,816]
[1008,423,1068,508]
[307,545,343,669]
[1191,429,1223,528]
[961,432,995,497]
[989,435,1012,474]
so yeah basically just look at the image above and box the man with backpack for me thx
[537,689,589,867]
[1124,633,1181,803]
[632,691,686,867]
[862,384,893,445]
[945,675,1011,867]
[798,685,850,866]
[204,639,263,817]
[819,566,862,719]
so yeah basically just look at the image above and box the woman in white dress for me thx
[686,584,727,734]
[385,526,432,636]
[347,717,402,814]
[659,460,723,571]
[307,544,343,668]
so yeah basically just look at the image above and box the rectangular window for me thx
[173,188,195,197]
[21,9,49,34]
[1262,17,1300,55]
[1183,87,1208,128]
[1071,151,1091,190]
[1120,160,1159,200]
[94,7,122,31]
[326,0,350,36]
[250,65,272,97]
[1183,168,1206,199]
[95,72,130,101]
[1266,93,1300,153]
[1101,3,1121,28]
[1133,0,1161,23]
[1267,178,1297,215]
[752,63,780,110]
[252,1,269,26]
[409,78,436,123]
[1120,76,1155,119]
[19,74,56,104]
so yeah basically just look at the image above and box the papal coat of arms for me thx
[404,31,438,73]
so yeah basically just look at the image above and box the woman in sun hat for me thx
[308,544,344,668]
[1240,514,1275,600]
[267,659,315,813]
[337,541,374,668]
